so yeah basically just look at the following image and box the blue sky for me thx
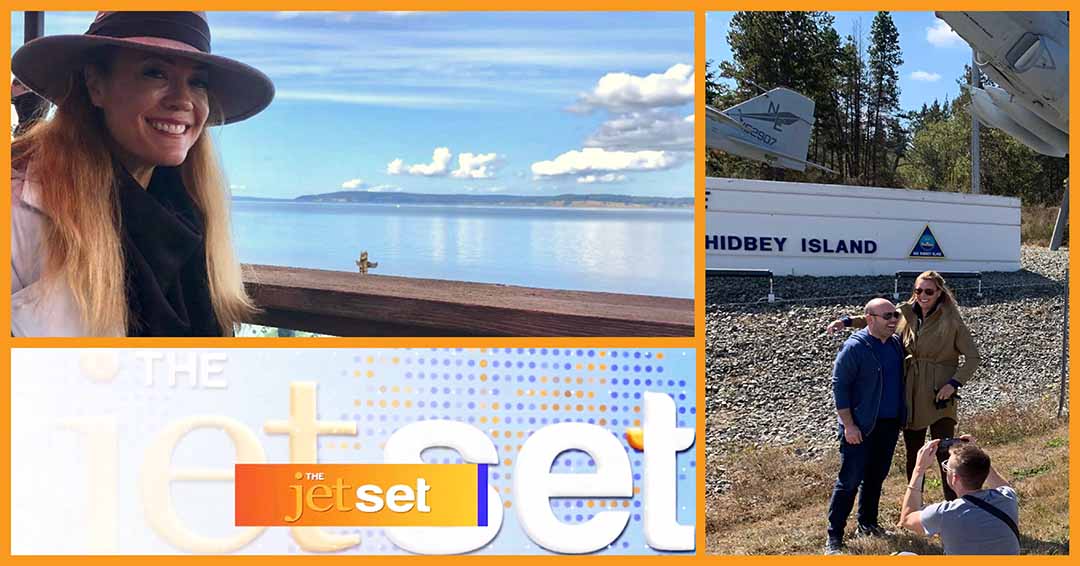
[706,11,974,114]
[12,11,694,199]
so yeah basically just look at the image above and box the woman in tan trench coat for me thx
[827,271,981,501]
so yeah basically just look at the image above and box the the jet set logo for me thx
[235,464,486,527]
[10,349,696,556]
[227,383,695,554]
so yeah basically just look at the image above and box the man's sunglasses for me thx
[868,311,902,321]
[914,287,937,296]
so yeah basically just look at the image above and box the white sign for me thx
[705,177,1021,276]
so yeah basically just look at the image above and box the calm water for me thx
[232,201,693,298]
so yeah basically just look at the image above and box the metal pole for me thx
[1059,268,1069,418]
[24,11,43,42]
[15,12,47,134]
[1050,179,1069,250]
[970,49,981,195]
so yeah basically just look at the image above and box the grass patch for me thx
[1021,206,1067,246]
[1012,462,1054,481]
[706,403,1069,555]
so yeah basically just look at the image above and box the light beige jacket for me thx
[852,300,981,430]
[11,166,112,336]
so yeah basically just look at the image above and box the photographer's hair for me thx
[910,270,959,309]
[11,46,253,335]
[949,443,992,490]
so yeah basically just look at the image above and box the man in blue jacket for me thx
[826,298,906,554]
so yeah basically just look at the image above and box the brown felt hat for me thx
[12,11,274,124]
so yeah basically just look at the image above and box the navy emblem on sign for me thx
[910,225,945,258]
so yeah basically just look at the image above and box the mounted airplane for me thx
[936,11,1069,157]
[706,87,838,174]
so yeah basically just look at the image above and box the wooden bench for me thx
[242,264,693,337]
[706,268,777,302]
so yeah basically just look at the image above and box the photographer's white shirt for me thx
[920,486,1020,555]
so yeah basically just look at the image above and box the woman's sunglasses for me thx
[914,287,937,296]
[869,311,902,321]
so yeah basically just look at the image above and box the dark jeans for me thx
[827,418,901,541]
[904,418,957,501]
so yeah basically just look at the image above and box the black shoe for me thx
[856,523,890,537]
[825,538,844,555]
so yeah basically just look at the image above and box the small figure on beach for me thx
[356,250,379,275]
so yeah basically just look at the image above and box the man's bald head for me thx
[865,298,899,340]
[865,298,894,315]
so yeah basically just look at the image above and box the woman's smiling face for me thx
[914,276,941,310]
[85,48,210,181]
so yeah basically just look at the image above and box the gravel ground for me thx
[705,246,1069,495]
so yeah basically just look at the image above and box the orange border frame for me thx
[1,4,1075,562]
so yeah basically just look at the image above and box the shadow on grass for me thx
[706,403,1069,555]
[1020,535,1069,555]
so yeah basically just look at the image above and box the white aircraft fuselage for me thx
[937,11,1069,157]
[706,87,835,173]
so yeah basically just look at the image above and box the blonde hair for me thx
[910,270,958,310]
[12,48,253,335]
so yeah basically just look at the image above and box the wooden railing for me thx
[242,264,693,337]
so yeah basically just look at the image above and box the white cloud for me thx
[275,90,501,109]
[531,148,682,178]
[212,25,336,45]
[367,184,401,192]
[393,47,685,71]
[910,70,942,82]
[585,111,694,151]
[411,147,452,176]
[388,148,503,178]
[387,147,453,177]
[927,20,965,48]
[274,11,355,22]
[229,184,247,191]
[341,178,365,189]
[452,152,502,179]
[577,174,627,184]
[572,63,694,113]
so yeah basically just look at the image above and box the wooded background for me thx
[706,11,1069,207]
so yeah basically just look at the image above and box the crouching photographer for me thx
[899,436,1020,555]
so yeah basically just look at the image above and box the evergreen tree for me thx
[715,11,842,181]
[865,11,903,185]
[705,10,1068,207]
[897,66,1068,206]
[837,30,866,181]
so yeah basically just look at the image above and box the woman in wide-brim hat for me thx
[11,11,274,336]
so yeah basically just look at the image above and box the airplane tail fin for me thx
[724,87,816,162]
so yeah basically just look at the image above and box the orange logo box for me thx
[235,464,487,527]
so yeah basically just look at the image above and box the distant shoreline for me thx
[233,191,694,209]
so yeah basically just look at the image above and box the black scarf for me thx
[115,163,223,336]
[912,300,939,322]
